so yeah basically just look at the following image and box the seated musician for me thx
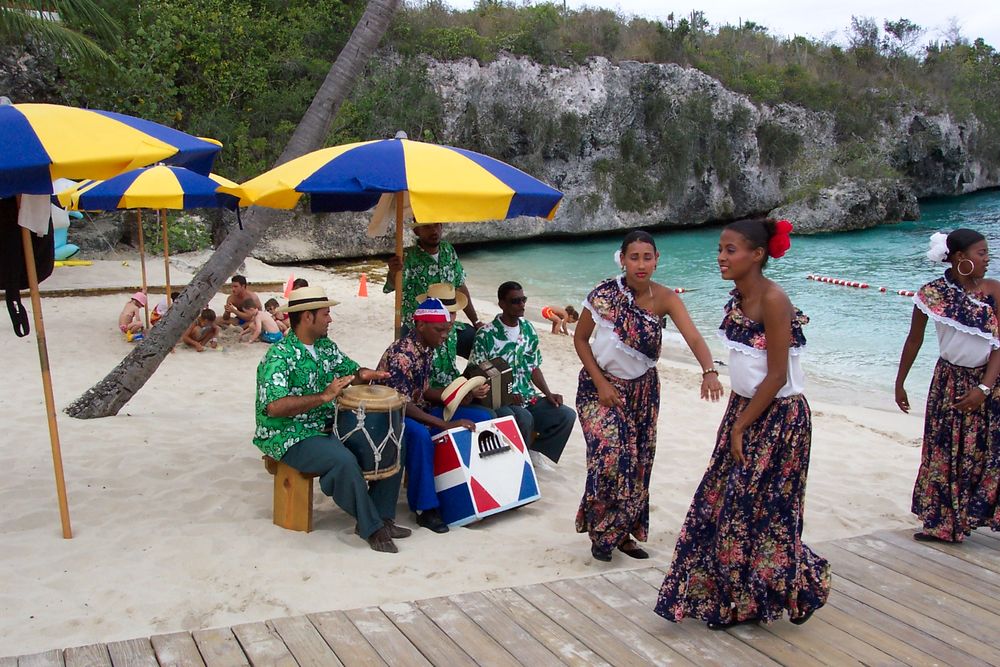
[470,281,577,468]
[253,286,410,554]
[376,298,492,534]
[423,282,476,392]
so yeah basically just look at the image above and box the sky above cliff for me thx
[445,1,1000,50]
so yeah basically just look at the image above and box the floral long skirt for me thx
[575,367,659,554]
[655,393,830,625]
[913,358,1000,541]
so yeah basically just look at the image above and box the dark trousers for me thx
[281,434,403,538]
[496,400,576,463]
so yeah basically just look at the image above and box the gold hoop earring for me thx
[958,259,975,276]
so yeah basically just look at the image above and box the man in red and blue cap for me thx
[376,298,492,533]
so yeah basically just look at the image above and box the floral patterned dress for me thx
[575,277,662,554]
[911,273,1000,541]
[655,290,830,625]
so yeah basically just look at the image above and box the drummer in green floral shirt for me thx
[254,286,410,554]
[470,281,577,468]
[384,222,483,357]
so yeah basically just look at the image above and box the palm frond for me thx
[0,6,116,67]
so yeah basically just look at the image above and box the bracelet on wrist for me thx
[977,383,991,396]
[702,367,719,377]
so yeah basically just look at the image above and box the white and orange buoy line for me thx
[807,274,914,297]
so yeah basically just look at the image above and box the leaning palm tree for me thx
[67,0,402,418]
[0,0,119,66]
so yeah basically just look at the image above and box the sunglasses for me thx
[507,296,528,305]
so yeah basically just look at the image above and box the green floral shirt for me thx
[469,316,542,400]
[253,331,360,459]
[383,241,466,329]
[430,324,461,389]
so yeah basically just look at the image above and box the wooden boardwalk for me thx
[4,528,999,666]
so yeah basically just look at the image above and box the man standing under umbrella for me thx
[384,223,483,357]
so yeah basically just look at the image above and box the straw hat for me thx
[441,375,486,420]
[131,291,147,307]
[277,286,340,313]
[416,282,467,313]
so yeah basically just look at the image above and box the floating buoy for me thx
[898,290,916,297]
[808,274,869,289]
[879,286,887,292]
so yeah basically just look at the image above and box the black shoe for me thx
[790,609,815,626]
[366,527,398,553]
[416,509,449,533]
[591,543,612,562]
[707,617,757,631]
[913,532,952,543]
[384,519,412,539]
[618,541,650,560]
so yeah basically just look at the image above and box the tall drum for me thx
[333,385,405,481]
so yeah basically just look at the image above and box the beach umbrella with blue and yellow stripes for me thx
[0,103,222,197]
[231,134,563,332]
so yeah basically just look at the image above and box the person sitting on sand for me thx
[182,309,220,352]
[541,304,579,335]
[221,275,261,327]
[240,299,282,344]
[265,298,289,334]
[151,291,180,326]
[118,291,146,335]
[376,298,492,534]
[254,286,406,553]
[292,278,309,289]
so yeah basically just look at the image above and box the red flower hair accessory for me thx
[768,219,793,259]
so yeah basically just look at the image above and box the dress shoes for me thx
[366,527,398,553]
[416,509,449,533]
[384,519,412,539]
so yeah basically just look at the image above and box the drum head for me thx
[338,384,405,410]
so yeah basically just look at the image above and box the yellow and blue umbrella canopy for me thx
[235,138,562,222]
[58,165,241,212]
[0,103,222,198]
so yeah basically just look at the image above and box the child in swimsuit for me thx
[541,304,579,335]
[240,299,283,344]
[182,309,220,352]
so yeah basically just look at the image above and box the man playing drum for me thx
[253,286,410,554]
[376,298,493,533]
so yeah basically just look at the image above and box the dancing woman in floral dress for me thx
[655,219,830,629]
[896,228,1000,543]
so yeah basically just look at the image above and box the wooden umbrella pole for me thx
[136,210,149,328]
[393,193,404,338]
[161,209,171,306]
[21,226,73,539]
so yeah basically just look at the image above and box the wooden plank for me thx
[543,578,696,665]
[190,628,249,667]
[380,602,475,667]
[968,530,1000,550]
[839,536,1000,613]
[345,607,431,666]
[831,573,1000,665]
[630,567,829,667]
[514,583,649,666]
[106,638,157,667]
[15,651,63,667]
[972,527,1000,543]
[308,611,387,666]
[415,596,521,667]
[815,601,947,667]
[448,592,563,666]
[825,543,1000,649]
[150,633,206,667]
[64,644,112,667]
[911,534,1000,574]
[758,611,894,666]
[875,530,1000,589]
[600,571,779,666]
[268,616,342,667]
[480,588,611,667]
[0,657,16,667]
[230,622,296,667]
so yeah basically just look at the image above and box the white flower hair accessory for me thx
[927,232,950,263]
[614,249,623,268]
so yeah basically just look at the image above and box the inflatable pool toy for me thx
[54,260,93,267]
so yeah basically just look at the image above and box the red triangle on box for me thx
[470,477,500,511]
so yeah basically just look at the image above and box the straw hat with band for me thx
[277,286,340,313]
[416,282,467,313]
[441,375,486,421]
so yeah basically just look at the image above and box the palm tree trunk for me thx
[65,0,401,419]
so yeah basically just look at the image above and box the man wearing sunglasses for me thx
[470,281,576,468]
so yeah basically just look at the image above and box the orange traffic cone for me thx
[358,273,368,297]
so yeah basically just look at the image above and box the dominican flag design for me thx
[432,415,540,527]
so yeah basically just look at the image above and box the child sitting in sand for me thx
[181,309,220,352]
[240,299,282,344]
[150,291,180,325]
[118,292,147,337]
[541,304,579,335]
[265,298,289,334]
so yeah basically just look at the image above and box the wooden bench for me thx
[263,455,319,533]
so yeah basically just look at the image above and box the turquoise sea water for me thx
[460,189,1000,403]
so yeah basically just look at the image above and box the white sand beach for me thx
[0,254,925,656]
